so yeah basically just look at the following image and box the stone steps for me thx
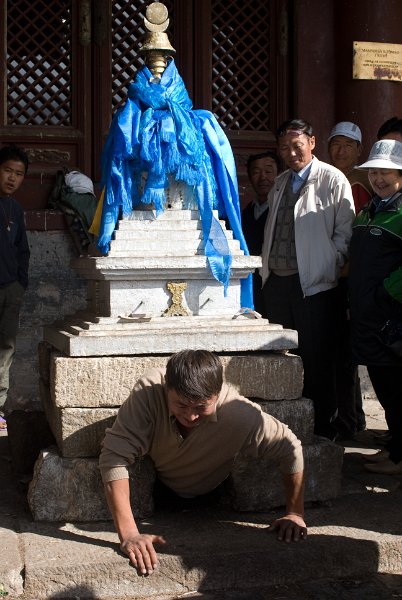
[117,219,203,231]
[108,237,241,256]
[120,209,207,222]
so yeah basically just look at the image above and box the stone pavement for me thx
[1,391,402,599]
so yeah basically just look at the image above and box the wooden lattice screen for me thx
[6,0,72,126]
[211,0,271,131]
[111,0,175,111]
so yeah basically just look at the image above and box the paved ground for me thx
[1,389,402,599]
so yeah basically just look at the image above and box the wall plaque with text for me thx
[353,41,402,82]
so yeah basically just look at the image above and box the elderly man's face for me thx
[328,135,361,174]
[277,133,315,172]
[248,156,278,203]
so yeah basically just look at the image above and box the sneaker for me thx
[365,449,390,463]
[364,459,402,475]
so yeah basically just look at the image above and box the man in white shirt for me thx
[261,119,355,440]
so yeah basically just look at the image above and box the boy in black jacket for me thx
[0,144,30,429]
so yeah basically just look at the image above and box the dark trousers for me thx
[367,365,402,464]
[334,278,366,436]
[263,273,338,439]
[0,281,24,412]
[153,478,224,511]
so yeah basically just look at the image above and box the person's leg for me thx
[354,374,367,432]
[334,280,356,436]
[366,365,402,464]
[295,286,338,439]
[334,278,365,437]
[262,274,296,330]
[0,282,24,416]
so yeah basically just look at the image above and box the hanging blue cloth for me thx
[98,59,253,309]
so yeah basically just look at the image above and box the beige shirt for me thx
[99,368,304,497]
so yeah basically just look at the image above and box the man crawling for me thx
[99,349,307,575]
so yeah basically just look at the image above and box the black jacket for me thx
[349,192,402,365]
[0,196,30,288]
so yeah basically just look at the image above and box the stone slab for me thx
[0,526,24,597]
[262,398,314,445]
[42,398,313,458]
[228,438,344,511]
[71,254,261,281]
[46,352,303,408]
[27,438,339,522]
[43,314,298,357]
[27,449,156,522]
[41,382,117,457]
[18,491,402,599]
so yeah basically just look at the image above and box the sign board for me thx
[353,41,402,82]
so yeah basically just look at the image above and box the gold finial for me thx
[140,1,176,79]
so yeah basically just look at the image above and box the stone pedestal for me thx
[29,208,344,521]
[29,347,344,521]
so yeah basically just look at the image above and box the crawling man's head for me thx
[165,350,223,431]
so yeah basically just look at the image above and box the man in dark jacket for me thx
[241,151,280,314]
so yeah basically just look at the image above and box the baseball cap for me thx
[357,139,402,170]
[328,121,362,143]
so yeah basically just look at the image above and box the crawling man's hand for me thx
[121,533,166,575]
[269,513,307,543]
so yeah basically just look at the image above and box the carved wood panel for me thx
[0,0,290,211]
[211,0,271,131]
[6,0,72,126]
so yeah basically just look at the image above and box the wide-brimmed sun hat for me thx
[357,139,402,170]
[328,121,362,143]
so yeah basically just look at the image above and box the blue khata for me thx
[98,59,253,309]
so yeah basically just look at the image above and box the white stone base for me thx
[43,314,298,357]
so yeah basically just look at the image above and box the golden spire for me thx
[140,1,176,80]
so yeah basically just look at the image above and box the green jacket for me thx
[349,192,402,365]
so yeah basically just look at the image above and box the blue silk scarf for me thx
[98,60,253,309]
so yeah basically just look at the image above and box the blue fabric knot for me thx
[98,59,253,308]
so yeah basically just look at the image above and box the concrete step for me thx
[2,488,402,599]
